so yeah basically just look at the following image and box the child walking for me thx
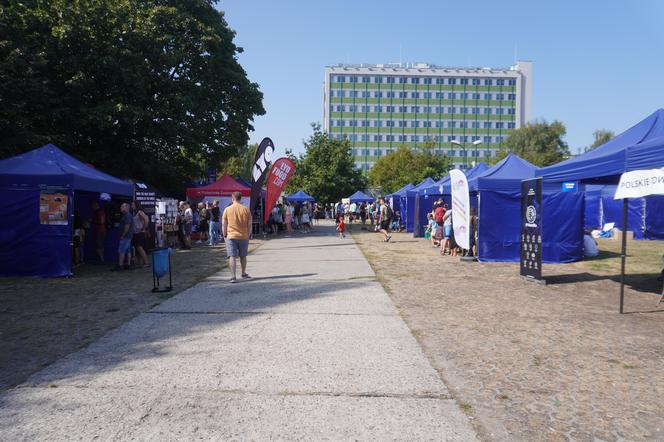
[336,215,346,238]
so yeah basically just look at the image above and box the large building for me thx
[323,61,532,170]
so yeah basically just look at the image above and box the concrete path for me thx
[0,224,478,441]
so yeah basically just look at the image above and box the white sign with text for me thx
[614,168,664,199]
[449,169,470,250]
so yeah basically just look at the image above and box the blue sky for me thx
[221,0,664,157]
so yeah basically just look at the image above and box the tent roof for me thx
[422,163,490,195]
[286,190,315,202]
[536,109,664,182]
[186,174,251,199]
[406,177,436,196]
[388,183,414,198]
[348,190,375,202]
[470,154,538,192]
[0,144,133,195]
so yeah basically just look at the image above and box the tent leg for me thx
[619,198,628,314]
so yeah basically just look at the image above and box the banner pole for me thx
[619,198,628,314]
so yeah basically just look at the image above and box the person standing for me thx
[114,202,134,271]
[209,200,221,245]
[284,201,293,234]
[222,191,252,283]
[91,201,106,263]
[197,202,209,244]
[131,201,150,267]
[183,202,193,248]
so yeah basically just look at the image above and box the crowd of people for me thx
[423,198,478,257]
[266,201,319,235]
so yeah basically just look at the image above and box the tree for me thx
[584,129,615,152]
[218,143,258,181]
[286,124,366,203]
[368,145,451,194]
[0,0,264,195]
[499,120,569,166]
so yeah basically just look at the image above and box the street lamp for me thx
[451,139,482,169]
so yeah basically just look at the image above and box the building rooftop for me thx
[326,62,531,74]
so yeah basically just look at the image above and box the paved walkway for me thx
[0,224,477,441]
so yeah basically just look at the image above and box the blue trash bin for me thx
[152,248,172,292]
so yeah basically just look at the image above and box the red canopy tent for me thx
[186,175,251,200]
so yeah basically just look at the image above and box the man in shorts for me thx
[222,191,252,283]
[378,198,392,242]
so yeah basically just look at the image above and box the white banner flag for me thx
[614,168,664,199]
[449,169,470,250]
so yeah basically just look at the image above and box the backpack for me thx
[383,205,393,220]
[435,207,446,224]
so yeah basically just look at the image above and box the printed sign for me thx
[264,158,295,223]
[449,169,470,250]
[562,181,577,192]
[614,168,664,199]
[39,192,69,225]
[520,178,543,280]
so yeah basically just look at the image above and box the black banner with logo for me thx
[134,182,157,250]
[520,178,543,280]
[250,137,274,212]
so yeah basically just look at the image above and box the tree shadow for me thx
[545,272,662,294]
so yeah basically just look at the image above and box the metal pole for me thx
[619,198,628,314]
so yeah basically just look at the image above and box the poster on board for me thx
[520,178,543,281]
[39,191,68,225]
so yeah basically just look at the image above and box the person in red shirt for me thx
[336,215,346,239]
[91,201,106,263]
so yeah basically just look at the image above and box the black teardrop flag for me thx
[250,137,274,212]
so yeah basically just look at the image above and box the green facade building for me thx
[323,61,532,170]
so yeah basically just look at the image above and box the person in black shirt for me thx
[209,200,221,245]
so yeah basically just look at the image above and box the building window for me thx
[484,79,493,86]
[460,122,468,128]
[360,105,369,112]
[484,150,492,157]
[411,121,419,128]
[361,91,369,98]
[361,120,369,127]
[460,78,468,85]
[472,136,480,142]
[508,108,515,115]
[399,106,407,112]
[484,93,492,100]
[423,121,432,128]
[373,135,382,142]
[399,120,406,127]
[496,122,504,129]
[472,93,480,99]
[497,79,505,86]
[411,135,419,142]
[337,75,345,83]
[399,91,407,98]
[386,105,394,112]
[411,106,419,113]
[386,120,395,127]
[349,120,357,127]
[508,93,516,100]
[496,108,504,115]
[374,149,382,156]
[508,122,516,129]
[496,136,504,143]
[336,120,344,126]
[398,135,406,142]
[496,93,504,100]
[386,91,394,98]
[435,92,444,99]
[508,79,516,86]
[423,92,432,99]
[386,135,395,142]
[338,91,345,98]
[374,91,383,98]
[448,121,456,128]
[472,78,480,85]
[423,106,431,113]
[448,107,456,113]
[399,77,407,84]
[461,107,468,114]
[411,92,420,99]
[483,136,492,143]
[361,135,369,141]
[348,105,357,112]
[374,106,381,112]
[411,77,420,84]
[449,92,456,99]
[461,136,468,143]
[424,77,432,84]
[484,107,492,115]
[472,107,479,114]
[386,76,394,84]
[350,91,359,98]
[449,149,456,156]
[483,122,492,129]
[350,76,358,83]
[374,120,381,127]
[436,106,444,113]
[435,121,444,128]
[336,105,344,112]
[448,78,457,85]
[472,122,480,128]
[436,78,445,84]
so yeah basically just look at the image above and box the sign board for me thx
[39,191,69,225]
[520,178,543,281]
[449,169,470,250]
[134,182,157,250]
[614,167,664,199]
[561,181,577,192]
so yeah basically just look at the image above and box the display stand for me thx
[151,248,173,293]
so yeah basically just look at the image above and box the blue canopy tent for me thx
[536,110,664,312]
[386,183,414,216]
[348,190,375,203]
[286,190,315,202]
[472,154,583,263]
[0,144,133,277]
[584,185,646,238]
[404,177,436,233]
[414,163,490,237]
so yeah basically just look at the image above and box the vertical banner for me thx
[520,178,543,280]
[264,158,296,223]
[250,137,275,212]
[134,183,157,250]
[449,169,470,250]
